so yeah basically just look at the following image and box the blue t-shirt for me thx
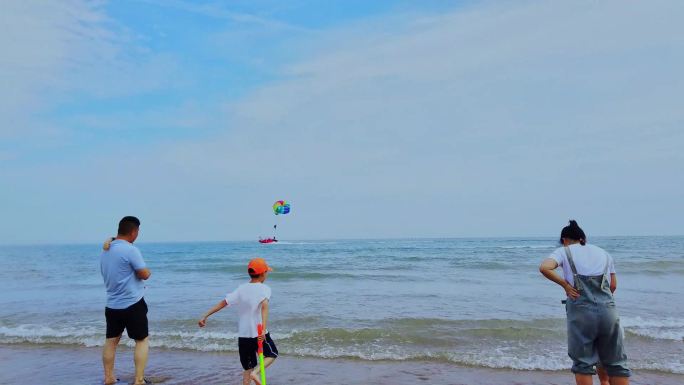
[100,240,147,309]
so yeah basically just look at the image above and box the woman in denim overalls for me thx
[540,220,631,385]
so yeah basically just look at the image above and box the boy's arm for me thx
[610,273,617,293]
[259,299,269,340]
[103,237,115,250]
[198,299,227,327]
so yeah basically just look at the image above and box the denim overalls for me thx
[564,246,631,377]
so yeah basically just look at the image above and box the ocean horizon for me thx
[4,233,684,247]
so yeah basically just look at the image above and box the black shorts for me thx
[105,298,149,340]
[238,333,278,370]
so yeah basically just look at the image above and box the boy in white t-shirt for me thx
[199,258,277,385]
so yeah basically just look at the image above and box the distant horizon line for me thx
[2,234,683,247]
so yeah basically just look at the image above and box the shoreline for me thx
[2,344,682,385]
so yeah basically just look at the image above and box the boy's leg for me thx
[239,337,260,385]
[251,333,278,383]
[133,337,149,385]
[250,357,275,384]
[243,369,255,385]
[102,335,121,384]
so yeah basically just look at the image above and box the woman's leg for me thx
[609,377,629,385]
[574,373,593,385]
[597,365,610,385]
[597,306,631,381]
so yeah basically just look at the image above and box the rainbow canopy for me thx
[273,200,291,215]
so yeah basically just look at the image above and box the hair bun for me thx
[560,220,586,245]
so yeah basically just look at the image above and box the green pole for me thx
[257,323,267,385]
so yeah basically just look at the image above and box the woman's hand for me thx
[198,317,208,328]
[563,283,580,300]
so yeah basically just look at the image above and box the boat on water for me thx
[258,200,289,244]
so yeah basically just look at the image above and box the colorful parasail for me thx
[273,200,291,215]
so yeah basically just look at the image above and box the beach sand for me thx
[1,344,682,385]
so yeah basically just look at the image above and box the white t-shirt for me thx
[225,282,271,338]
[550,243,616,287]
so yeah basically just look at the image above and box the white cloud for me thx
[0,1,111,137]
[2,0,683,243]
[0,0,186,142]
[136,0,308,32]
[157,0,684,238]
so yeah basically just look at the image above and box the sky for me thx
[1,0,683,244]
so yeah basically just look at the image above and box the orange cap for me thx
[248,258,273,275]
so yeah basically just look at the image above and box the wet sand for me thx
[1,344,681,385]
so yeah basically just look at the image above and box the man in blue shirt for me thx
[100,216,152,385]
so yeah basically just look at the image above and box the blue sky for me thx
[1,0,683,244]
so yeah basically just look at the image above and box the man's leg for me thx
[133,337,149,385]
[126,298,150,385]
[103,335,121,385]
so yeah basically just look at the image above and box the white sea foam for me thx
[622,317,684,341]
[2,322,684,374]
[449,349,570,371]
[0,324,103,347]
[633,360,684,374]
[286,345,571,371]
[287,344,416,361]
[0,323,296,351]
[0,324,99,338]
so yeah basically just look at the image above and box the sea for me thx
[1,237,683,376]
